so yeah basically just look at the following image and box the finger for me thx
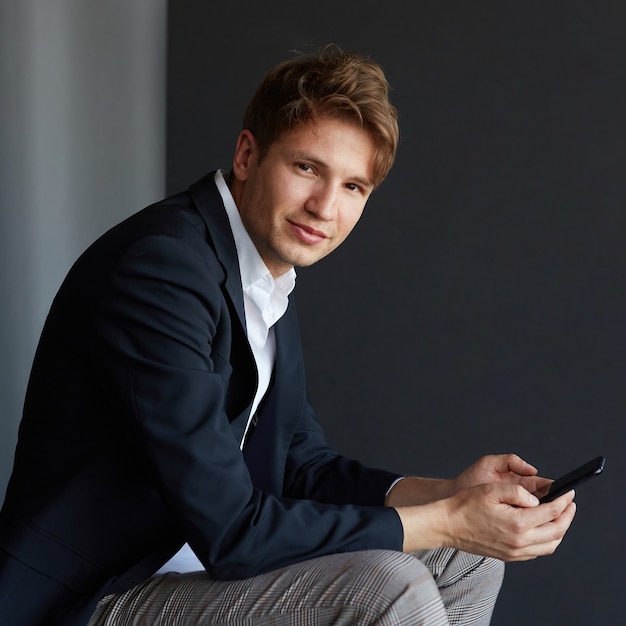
[532,476,553,491]
[503,453,539,477]
[539,489,576,516]
[532,501,577,549]
[529,477,553,498]
[504,537,565,561]
[525,500,576,549]
[544,497,577,525]
[496,483,540,508]
[503,501,576,561]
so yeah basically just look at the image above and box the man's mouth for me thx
[288,221,328,245]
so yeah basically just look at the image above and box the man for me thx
[0,45,575,625]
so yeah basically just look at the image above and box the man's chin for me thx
[277,246,332,270]
[293,251,333,270]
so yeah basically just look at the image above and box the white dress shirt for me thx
[215,170,296,447]
[155,170,295,575]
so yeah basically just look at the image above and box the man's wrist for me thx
[385,475,455,507]
[393,499,454,553]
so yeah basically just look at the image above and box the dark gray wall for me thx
[167,1,624,624]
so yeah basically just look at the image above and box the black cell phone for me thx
[539,455,605,503]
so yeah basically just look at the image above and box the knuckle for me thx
[548,502,564,518]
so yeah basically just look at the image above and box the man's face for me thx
[229,117,376,277]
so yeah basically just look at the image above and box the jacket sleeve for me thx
[283,399,403,507]
[278,302,403,507]
[91,227,404,580]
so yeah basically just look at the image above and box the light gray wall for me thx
[0,0,167,499]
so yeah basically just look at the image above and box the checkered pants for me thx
[88,548,504,625]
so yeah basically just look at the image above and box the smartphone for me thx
[539,455,605,503]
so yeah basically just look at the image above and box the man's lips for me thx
[288,221,329,244]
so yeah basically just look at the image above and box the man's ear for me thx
[231,130,256,182]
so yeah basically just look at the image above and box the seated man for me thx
[0,44,575,625]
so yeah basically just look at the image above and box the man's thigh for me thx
[89,550,448,625]
[89,549,504,625]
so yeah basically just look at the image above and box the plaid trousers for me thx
[88,548,504,625]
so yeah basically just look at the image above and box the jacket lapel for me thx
[188,173,256,434]
[189,172,247,331]
[188,172,306,487]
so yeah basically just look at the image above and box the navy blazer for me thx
[0,173,403,624]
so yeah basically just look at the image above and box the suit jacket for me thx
[0,173,403,624]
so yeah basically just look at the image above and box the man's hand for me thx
[441,483,576,561]
[453,453,553,497]
[390,453,576,561]
[384,453,552,508]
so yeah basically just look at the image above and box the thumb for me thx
[500,453,538,477]
[501,484,540,508]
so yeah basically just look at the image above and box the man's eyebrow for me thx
[292,151,324,166]
[292,152,374,189]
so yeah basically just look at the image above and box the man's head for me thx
[242,44,398,188]
[229,45,398,278]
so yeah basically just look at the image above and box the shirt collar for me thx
[214,170,296,327]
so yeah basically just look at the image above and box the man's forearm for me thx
[384,475,456,507]
[383,477,460,552]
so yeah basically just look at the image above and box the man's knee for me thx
[479,556,505,590]
[417,548,503,590]
[414,550,504,625]
[341,550,448,625]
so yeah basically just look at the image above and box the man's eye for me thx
[297,163,313,173]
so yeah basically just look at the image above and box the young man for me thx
[0,45,575,625]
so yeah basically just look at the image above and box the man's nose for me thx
[304,183,337,221]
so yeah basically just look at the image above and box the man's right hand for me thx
[395,482,576,562]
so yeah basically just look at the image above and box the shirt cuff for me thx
[385,476,405,497]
